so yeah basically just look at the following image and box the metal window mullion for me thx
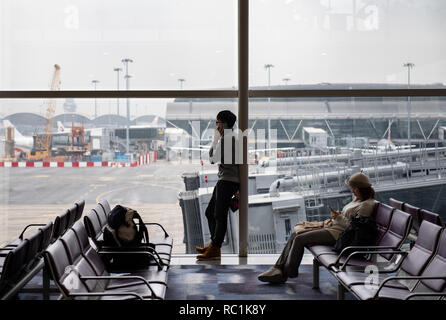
[0,90,238,99]
[238,0,249,257]
[2,89,446,100]
[249,89,446,98]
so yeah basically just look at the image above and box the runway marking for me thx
[33,175,49,178]
[99,177,116,181]
[95,182,182,203]
[138,174,154,178]
[95,186,137,203]
[42,213,59,217]
[89,184,107,188]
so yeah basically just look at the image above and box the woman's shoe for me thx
[258,267,287,284]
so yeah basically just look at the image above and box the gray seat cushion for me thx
[349,282,411,300]
[307,245,335,257]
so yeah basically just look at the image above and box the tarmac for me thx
[0,159,212,253]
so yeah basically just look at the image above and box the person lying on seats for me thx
[258,172,376,284]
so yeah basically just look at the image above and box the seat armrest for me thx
[405,292,446,300]
[18,224,47,239]
[68,292,144,300]
[142,223,169,238]
[97,250,164,270]
[333,245,400,267]
[374,275,446,299]
[338,250,408,271]
[79,275,161,299]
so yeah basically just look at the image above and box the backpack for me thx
[103,205,149,247]
[333,215,378,256]
[102,205,156,269]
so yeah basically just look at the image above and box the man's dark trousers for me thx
[205,179,239,248]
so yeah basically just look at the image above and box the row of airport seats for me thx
[307,199,446,300]
[389,197,444,246]
[0,200,85,300]
[83,199,173,269]
[43,204,171,299]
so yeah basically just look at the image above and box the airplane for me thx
[127,116,163,129]
[57,121,71,134]
[167,143,295,154]
[364,120,414,152]
[2,120,34,152]
[361,139,415,152]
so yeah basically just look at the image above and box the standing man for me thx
[196,110,240,260]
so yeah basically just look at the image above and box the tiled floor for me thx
[170,253,314,265]
[164,263,351,300]
[165,253,353,300]
[17,253,350,300]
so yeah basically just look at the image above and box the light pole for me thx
[122,58,133,154]
[91,80,99,119]
[282,78,290,86]
[264,64,274,154]
[178,78,185,90]
[113,67,122,116]
[177,78,190,159]
[403,62,415,149]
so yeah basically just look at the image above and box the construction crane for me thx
[28,64,61,161]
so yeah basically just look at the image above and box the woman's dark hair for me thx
[357,186,375,200]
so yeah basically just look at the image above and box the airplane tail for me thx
[57,121,66,133]
[151,116,159,126]
[3,120,25,139]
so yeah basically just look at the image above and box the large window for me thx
[0,0,237,253]
[246,0,446,253]
[0,0,237,90]
[1,1,446,256]
[249,0,446,86]
[246,95,446,253]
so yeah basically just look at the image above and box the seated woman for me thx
[258,172,376,284]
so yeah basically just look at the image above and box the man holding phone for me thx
[196,110,240,260]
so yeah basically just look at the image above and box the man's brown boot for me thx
[196,242,221,260]
[195,242,212,254]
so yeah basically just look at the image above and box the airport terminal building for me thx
[166,83,446,150]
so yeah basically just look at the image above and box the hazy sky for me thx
[1,0,445,118]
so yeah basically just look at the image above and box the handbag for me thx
[229,191,239,212]
[333,215,377,255]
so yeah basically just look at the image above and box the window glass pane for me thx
[250,0,446,86]
[166,98,239,254]
[0,97,239,255]
[247,96,446,253]
[0,0,237,90]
